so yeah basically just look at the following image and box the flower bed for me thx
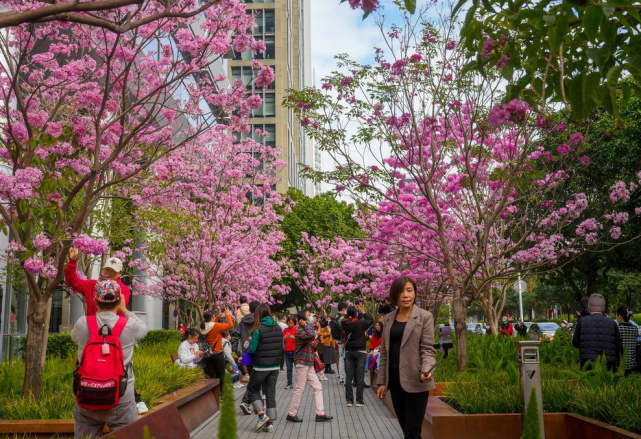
[0,341,201,420]
[374,334,641,436]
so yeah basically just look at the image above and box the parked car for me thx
[537,322,561,340]
[467,323,485,335]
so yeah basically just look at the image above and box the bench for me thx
[99,403,189,439]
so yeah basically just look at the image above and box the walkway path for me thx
[191,371,404,439]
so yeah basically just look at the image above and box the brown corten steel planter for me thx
[0,378,220,439]
[370,371,641,439]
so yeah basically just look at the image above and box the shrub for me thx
[631,313,641,325]
[138,330,182,347]
[18,333,78,359]
[218,375,237,439]
[523,388,542,439]
[0,341,201,420]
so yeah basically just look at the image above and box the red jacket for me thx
[500,323,513,337]
[283,326,297,352]
[65,258,131,316]
[369,334,382,351]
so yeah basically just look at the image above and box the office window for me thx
[263,93,275,117]
[253,10,275,35]
[231,66,275,91]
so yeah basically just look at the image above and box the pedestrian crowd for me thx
[64,242,639,439]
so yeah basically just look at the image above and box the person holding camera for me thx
[341,302,374,407]
[376,276,436,439]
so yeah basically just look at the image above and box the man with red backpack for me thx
[66,247,149,414]
[71,280,148,439]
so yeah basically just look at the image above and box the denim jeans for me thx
[344,350,366,404]
[284,351,295,385]
[338,344,346,381]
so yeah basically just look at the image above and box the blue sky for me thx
[310,0,409,87]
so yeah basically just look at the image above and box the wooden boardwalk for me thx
[191,370,404,439]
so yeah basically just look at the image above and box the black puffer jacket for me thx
[342,313,374,351]
[239,314,254,354]
[572,313,623,368]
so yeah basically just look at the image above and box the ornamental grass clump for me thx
[0,341,201,420]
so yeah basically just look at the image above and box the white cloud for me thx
[310,2,382,87]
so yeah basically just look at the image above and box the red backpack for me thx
[73,315,129,410]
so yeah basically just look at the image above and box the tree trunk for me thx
[22,294,52,398]
[486,309,499,336]
[452,296,468,372]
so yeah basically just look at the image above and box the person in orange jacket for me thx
[201,308,234,395]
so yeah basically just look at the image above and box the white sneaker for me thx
[255,416,270,432]
[355,403,364,407]
[136,401,149,414]
[264,424,275,433]
[347,403,353,407]
[233,382,244,389]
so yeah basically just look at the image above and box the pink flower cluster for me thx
[488,99,531,126]
[24,257,44,275]
[33,234,51,251]
[72,235,109,256]
[347,0,380,13]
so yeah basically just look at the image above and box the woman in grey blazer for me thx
[376,276,436,439]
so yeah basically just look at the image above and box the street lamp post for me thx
[513,274,526,321]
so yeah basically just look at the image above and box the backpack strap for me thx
[87,315,99,336]
[111,316,128,338]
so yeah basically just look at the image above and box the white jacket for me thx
[177,340,200,368]
[222,338,237,367]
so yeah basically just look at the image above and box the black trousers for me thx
[208,352,227,395]
[247,369,279,420]
[344,350,366,404]
[388,365,429,439]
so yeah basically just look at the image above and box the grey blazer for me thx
[378,305,436,393]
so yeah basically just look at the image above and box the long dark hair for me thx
[183,328,199,342]
[617,305,632,322]
[251,303,272,334]
[374,321,383,337]
[200,310,214,330]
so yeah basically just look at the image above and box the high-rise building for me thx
[230,0,316,195]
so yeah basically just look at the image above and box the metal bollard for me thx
[517,340,545,439]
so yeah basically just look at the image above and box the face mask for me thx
[309,316,315,324]
[561,324,567,328]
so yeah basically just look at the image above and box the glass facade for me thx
[234,35,275,60]
[231,66,276,117]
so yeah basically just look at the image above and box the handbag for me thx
[313,351,324,374]
[242,350,253,367]
[197,335,214,359]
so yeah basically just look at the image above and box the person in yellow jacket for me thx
[319,316,336,374]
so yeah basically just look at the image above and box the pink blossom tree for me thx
[0,1,268,396]
[289,233,379,313]
[134,129,289,320]
[285,10,641,369]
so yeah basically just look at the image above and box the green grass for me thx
[0,342,202,420]
[439,335,641,434]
